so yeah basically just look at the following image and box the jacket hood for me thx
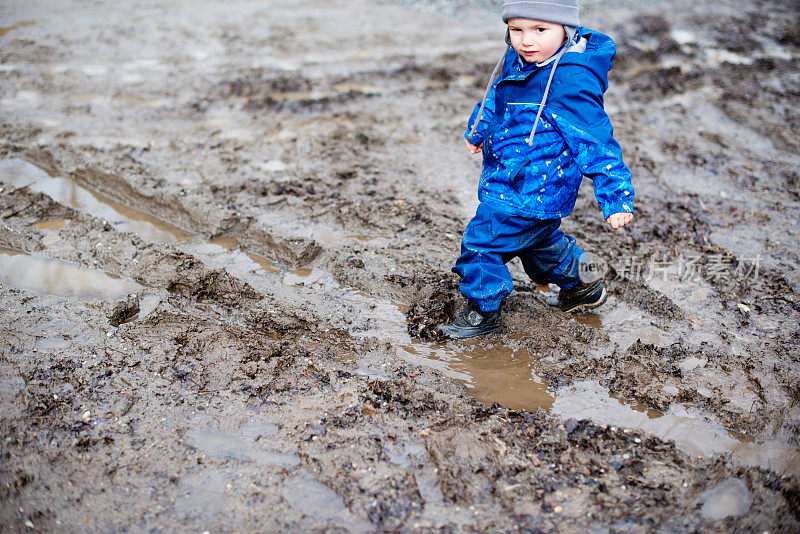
[556,27,616,91]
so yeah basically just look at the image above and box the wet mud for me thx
[1,0,799,531]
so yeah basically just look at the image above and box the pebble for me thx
[553,505,564,513]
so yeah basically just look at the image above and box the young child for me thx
[442,0,634,339]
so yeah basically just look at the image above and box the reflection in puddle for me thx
[174,470,230,520]
[574,312,602,329]
[342,292,799,475]
[186,427,298,467]
[208,237,280,274]
[553,381,800,474]
[281,476,347,520]
[399,340,554,412]
[349,234,377,243]
[281,475,372,532]
[320,279,556,412]
[33,220,68,231]
[256,211,387,249]
[700,479,753,520]
[130,294,162,322]
[290,267,313,278]
[284,267,339,290]
[0,247,141,299]
[0,158,189,243]
[0,20,35,38]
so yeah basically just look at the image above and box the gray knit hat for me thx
[501,0,580,27]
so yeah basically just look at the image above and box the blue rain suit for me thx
[454,28,634,312]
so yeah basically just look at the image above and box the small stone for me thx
[82,410,91,421]
[25,520,34,528]
[564,418,579,433]
[553,505,564,513]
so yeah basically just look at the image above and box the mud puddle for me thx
[0,19,34,38]
[5,147,793,477]
[0,246,141,299]
[186,427,298,467]
[0,158,189,243]
[281,475,373,533]
[173,470,234,522]
[398,340,555,411]
[207,237,281,274]
[256,211,388,249]
[553,380,800,474]
[699,479,754,521]
[410,334,799,474]
[3,0,799,528]
[337,283,799,474]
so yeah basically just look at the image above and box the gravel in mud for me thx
[1,0,799,531]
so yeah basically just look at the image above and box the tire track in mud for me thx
[6,146,792,473]
[2,0,800,530]
[2,147,799,529]
[4,22,797,462]
[16,147,323,268]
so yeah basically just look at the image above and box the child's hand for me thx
[607,212,633,230]
[466,139,482,154]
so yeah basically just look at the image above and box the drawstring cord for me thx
[470,28,577,146]
[525,32,574,146]
[468,45,510,141]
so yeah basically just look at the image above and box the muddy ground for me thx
[1,0,799,531]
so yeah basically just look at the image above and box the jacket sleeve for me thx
[464,82,497,145]
[547,65,634,220]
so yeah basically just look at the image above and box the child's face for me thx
[507,18,567,64]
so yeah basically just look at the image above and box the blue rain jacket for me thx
[465,27,634,220]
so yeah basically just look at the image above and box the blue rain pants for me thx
[453,202,582,312]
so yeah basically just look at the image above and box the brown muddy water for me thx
[1,0,799,531]
[253,258,800,475]
[368,290,800,475]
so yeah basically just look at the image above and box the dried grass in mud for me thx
[1,0,799,531]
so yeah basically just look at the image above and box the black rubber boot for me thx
[547,279,607,312]
[440,302,501,339]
